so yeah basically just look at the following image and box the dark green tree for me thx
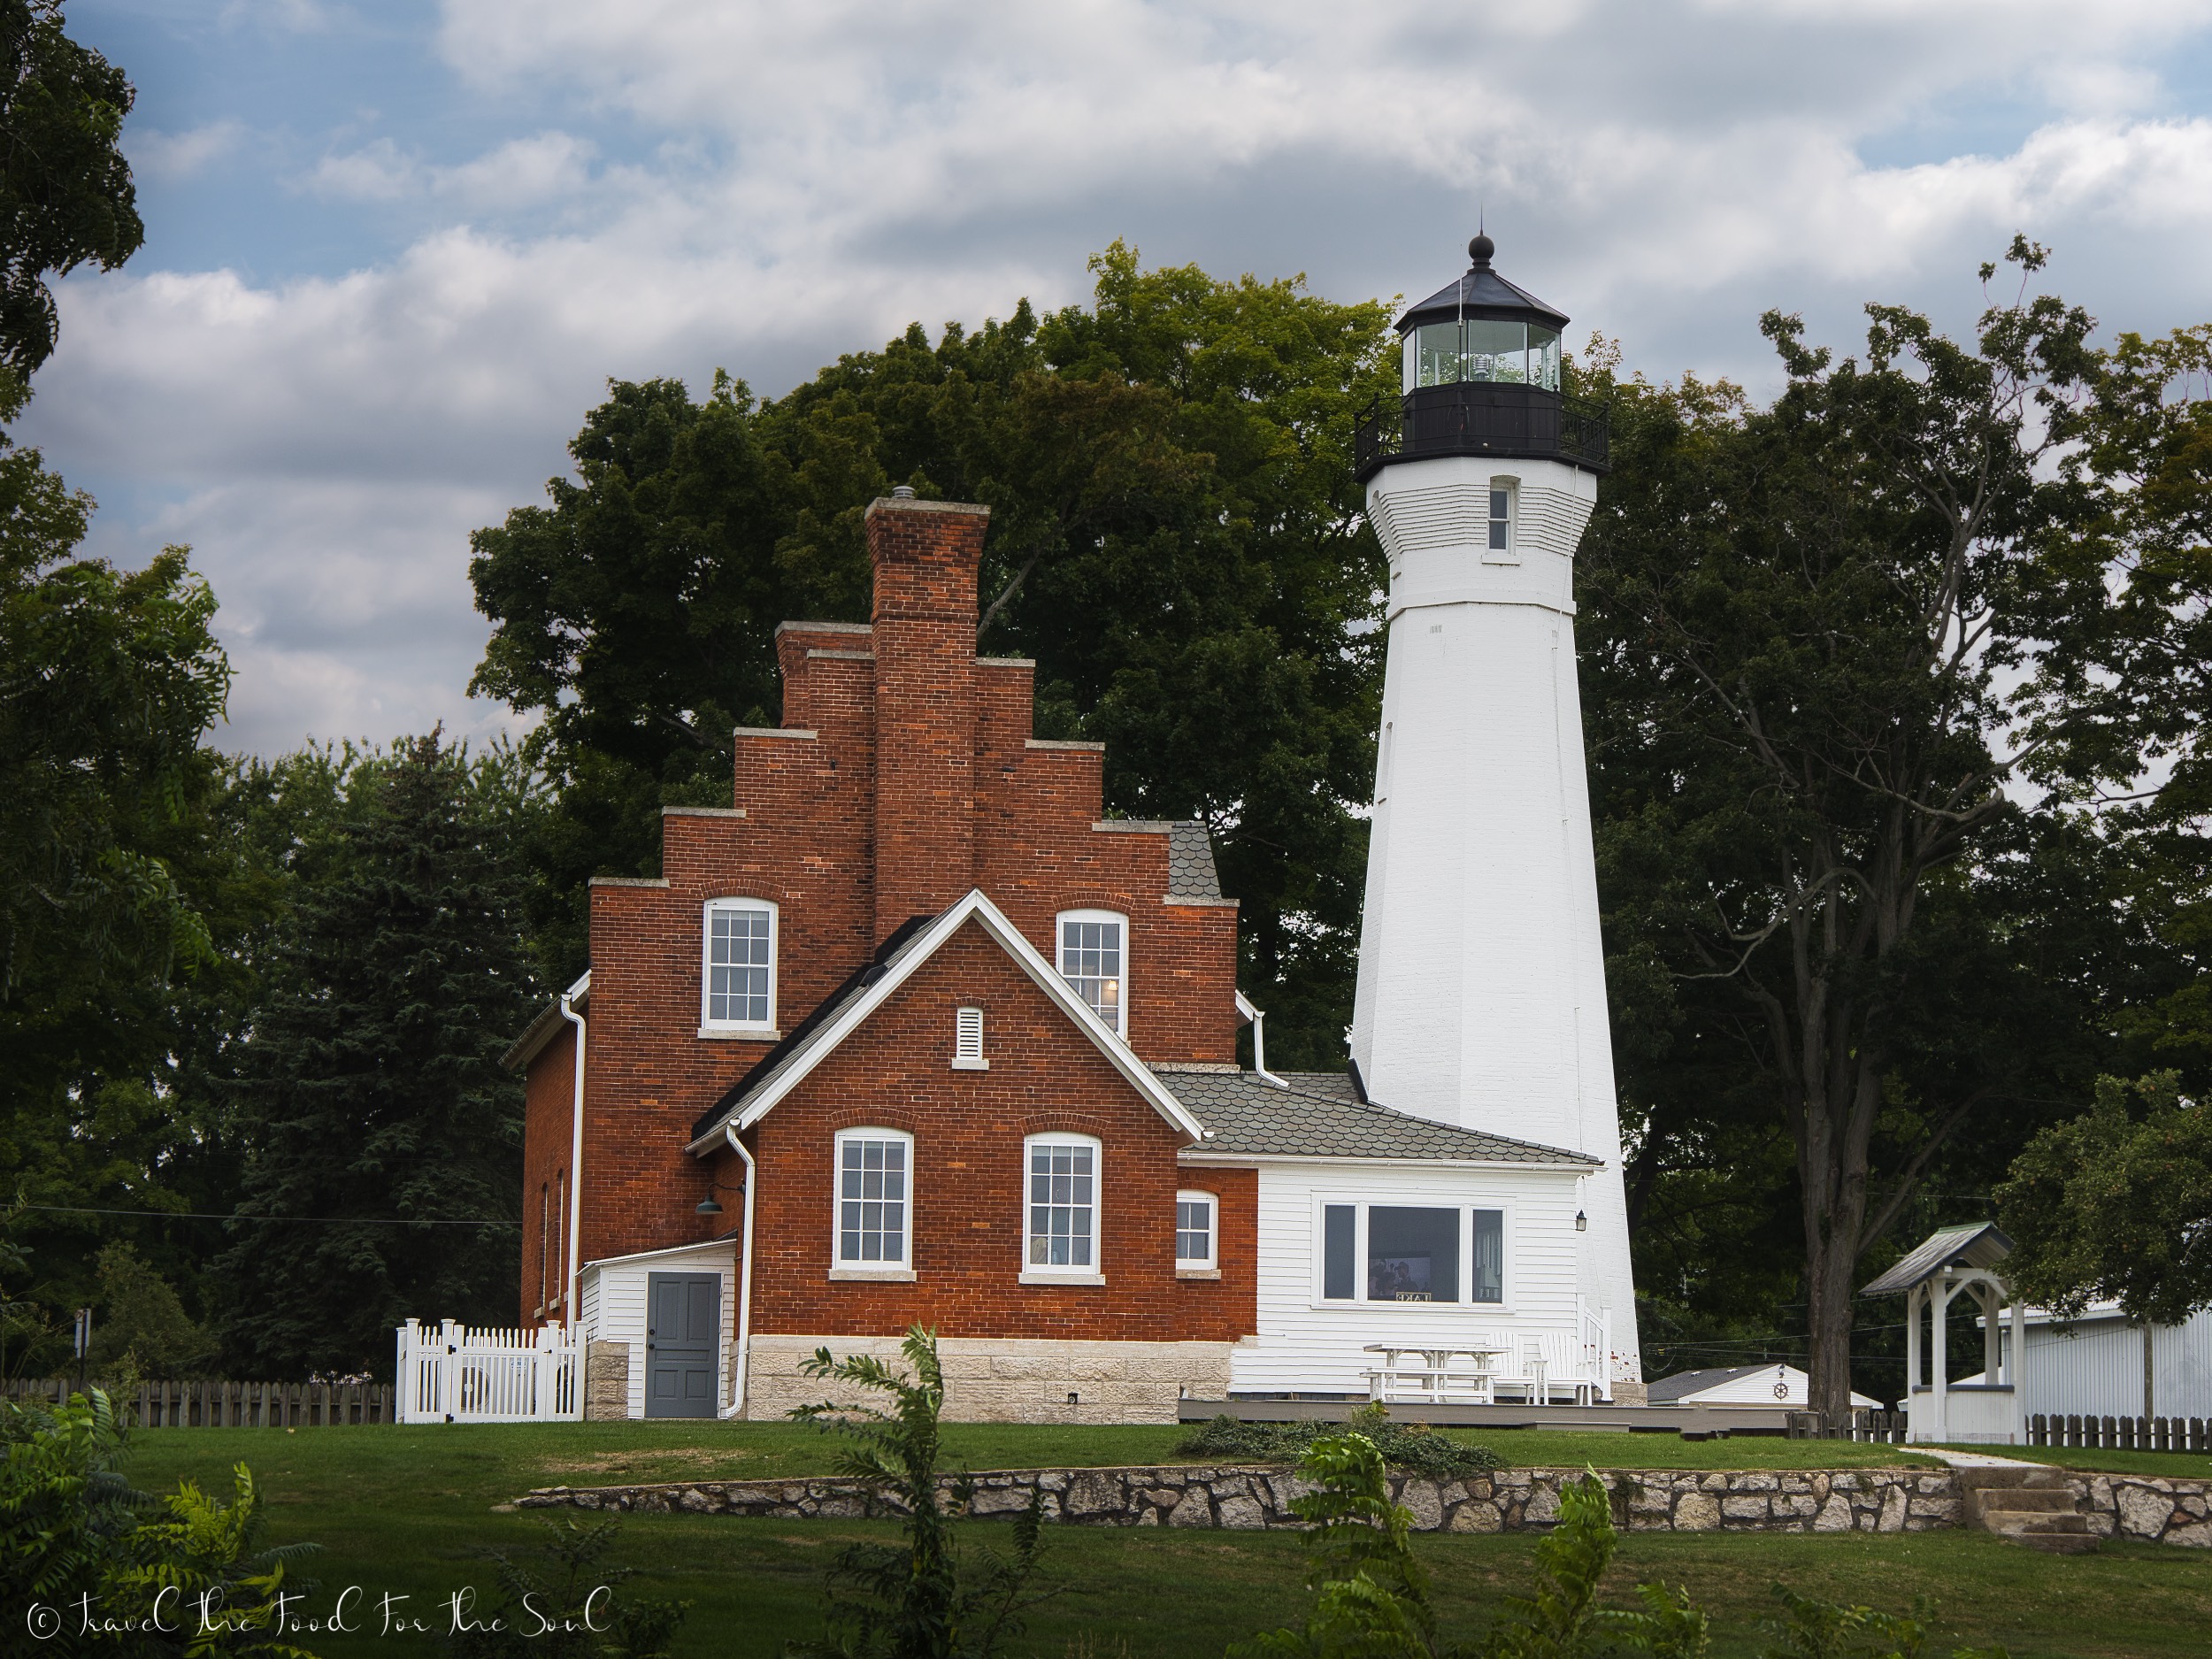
[0,1,142,376]
[0,365,234,1372]
[470,245,1394,1065]
[1578,242,2212,1414]
[1994,1071,2212,1325]
[218,734,541,1378]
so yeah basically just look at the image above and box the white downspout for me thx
[1234,989,1286,1088]
[718,1122,758,1419]
[557,977,588,1329]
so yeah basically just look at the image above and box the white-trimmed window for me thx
[1175,1191,1217,1271]
[702,899,777,1033]
[953,1006,987,1070]
[1056,910,1127,1035]
[1024,1133,1100,1275]
[1317,1202,1505,1305]
[834,1128,912,1270]
[1486,483,1514,553]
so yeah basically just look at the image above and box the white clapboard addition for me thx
[395,1318,581,1424]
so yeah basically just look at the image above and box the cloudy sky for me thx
[27,1,2212,756]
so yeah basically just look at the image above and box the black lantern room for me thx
[1354,233,1609,484]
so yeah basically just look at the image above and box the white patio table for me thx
[1362,1341,1509,1405]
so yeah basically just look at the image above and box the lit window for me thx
[1025,1134,1099,1272]
[702,900,777,1031]
[1318,1202,1504,1305]
[835,1129,911,1269]
[1487,488,1511,552]
[1176,1191,1217,1271]
[953,1006,987,1070]
[1056,910,1127,1035]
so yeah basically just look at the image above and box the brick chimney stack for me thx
[867,493,990,941]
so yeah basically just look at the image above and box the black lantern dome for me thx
[1354,232,1608,482]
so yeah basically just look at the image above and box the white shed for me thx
[576,1239,738,1420]
[1647,1363,1880,1411]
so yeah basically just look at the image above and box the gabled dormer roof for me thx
[685,888,1209,1154]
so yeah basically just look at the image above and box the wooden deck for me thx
[1179,1398,1799,1436]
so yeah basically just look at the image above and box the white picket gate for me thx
[395,1318,582,1424]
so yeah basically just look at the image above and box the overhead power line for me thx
[19,1203,519,1228]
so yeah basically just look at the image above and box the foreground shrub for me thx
[1,1387,319,1656]
[1237,1432,2008,1659]
[1177,1405,1506,1479]
[787,1324,1050,1659]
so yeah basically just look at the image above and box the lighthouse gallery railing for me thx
[1354,383,1610,482]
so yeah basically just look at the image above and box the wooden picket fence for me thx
[1784,1409,1910,1443]
[2027,1412,2211,1451]
[4,1375,394,1427]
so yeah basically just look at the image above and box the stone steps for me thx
[1978,1507,2100,1555]
[1953,1463,2097,1555]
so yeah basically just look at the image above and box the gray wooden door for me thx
[644,1272,719,1419]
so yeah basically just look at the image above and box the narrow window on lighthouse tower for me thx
[1487,488,1512,551]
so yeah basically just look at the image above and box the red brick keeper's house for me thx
[504,492,1605,1421]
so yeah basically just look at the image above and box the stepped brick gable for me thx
[511,493,1255,1415]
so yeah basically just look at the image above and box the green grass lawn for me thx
[111,1423,2212,1657]
[1936,1441,2212,1481]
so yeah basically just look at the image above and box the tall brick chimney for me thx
[868,492,990,941]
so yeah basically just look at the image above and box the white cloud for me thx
[308,133,600,209]
[127,119,250,182]
[21,0,2212,756]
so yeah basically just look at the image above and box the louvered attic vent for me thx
[952,1006,988,1070]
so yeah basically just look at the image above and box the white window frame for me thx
[1175,1189,1218,1275]
[830,1126,915,1281]
[1020,1133,1103,1284]
[1310,1196,1510,1311]
[953,1005,988,1071]
[1484,476,1519,563]
[1055,909,1129,1037]
[700,898,779,1037]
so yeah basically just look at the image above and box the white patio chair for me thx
[1527,1330,1595,1405]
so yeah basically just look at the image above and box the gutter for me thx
[718,1122,758,1419]
[1234,990,1286,1088]
[557,972,589,1327]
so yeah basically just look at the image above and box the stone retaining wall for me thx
[520,1463,1966,1536]
[2070,1474,2212,1546]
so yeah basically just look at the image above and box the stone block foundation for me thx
[582,1340,630,1422]
[741,1335,1233,1425]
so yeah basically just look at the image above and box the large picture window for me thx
[702,899,777,1033]
[1056,910,1126,1035]
[1025,1134,1099,1274]
[1319,1202,1505,1306]
[834,1128,911,1271]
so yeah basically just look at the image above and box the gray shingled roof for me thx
[1166,822,1223,900]
[1861,1223,2014,1297]
[1162,1069,1597,1165]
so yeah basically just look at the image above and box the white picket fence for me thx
[395,1318,582,1424]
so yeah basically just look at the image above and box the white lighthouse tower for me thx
[1348,233,1640,1391]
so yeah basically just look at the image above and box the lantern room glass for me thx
[1401,320,1563,394]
